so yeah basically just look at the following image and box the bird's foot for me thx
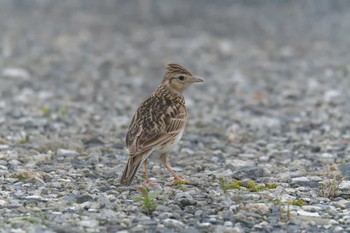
[168,178,189,186]
[145,180,159,187]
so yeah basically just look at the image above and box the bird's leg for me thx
[160,153,189,185]
[143,159,158,186]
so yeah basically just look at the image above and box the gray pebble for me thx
[76,194,93,204]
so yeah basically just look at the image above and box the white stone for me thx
[0,145,9,150]
[334,200,350,209]
[291,177,310,182]
[0,199,7,206]
[25,195,44,201]
[333,226,344,233]
[238,153,256,159]
[224,221,233,227]
[225,159,255,168]
[10,229,26,233]
[245,203,270,214]
[218,39,233,56]
[2,67,30,80]
[259,155,270,162]
[320,153,335,159]
[57,149,79,157]
[323,90,341,102]
[307,176,323,181]
[302,205,322,212]
[329,219,339,225]
[198,222,211,227]
[162,219,185,229]
[297,209,320,217]
[280,46,294,57]
[80,219,99,228]
[339,180,350,190]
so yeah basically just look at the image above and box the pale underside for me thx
[141,127,185,162]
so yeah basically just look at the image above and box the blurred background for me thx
[0,0,349,148]
[1,2,350,231]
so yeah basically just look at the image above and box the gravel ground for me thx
[1,1,350,232]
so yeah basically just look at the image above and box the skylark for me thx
[120,64,203,186]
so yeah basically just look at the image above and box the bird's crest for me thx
[163,64,192,82]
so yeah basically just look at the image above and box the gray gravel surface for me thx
[1,1,350,232]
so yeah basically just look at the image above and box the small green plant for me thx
[280,201,291,222]
[319,166,344,198]
[174,180,189,186]
[39,212,50,226]
[248,183,278,192]
[220,178,242,191]
[41,106,51,118]
[319,177,343,198]
[220,179,278,192]
[41,105,69,120]
[22,216,41,224]
[17,139,28,144]
[335,64,349,76]
[245,181,256,189]
[9,169,44,183]
[245,181,262,192]
[273,200,283,205]
[265,184,278,189]
[135,186,156,215]
[10,221,21,227]
[273,199,304,207]
[274,198,305,222]
[66,201,75,206]
[290,199,304,207]
[57,106,69,119]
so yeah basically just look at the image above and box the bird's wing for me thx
[126,98,187,156]
[164,116,187,134]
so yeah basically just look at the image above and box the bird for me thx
[120,64,203,186]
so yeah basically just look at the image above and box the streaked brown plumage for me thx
[120,64,203,186]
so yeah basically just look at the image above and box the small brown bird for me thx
[120,64,203,186]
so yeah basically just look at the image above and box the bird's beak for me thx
[190,76,204,83]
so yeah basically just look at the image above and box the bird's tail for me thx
[120,154,144,186]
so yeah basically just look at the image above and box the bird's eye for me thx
[178,76,185,81]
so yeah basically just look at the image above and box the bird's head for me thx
[163,64,203,93]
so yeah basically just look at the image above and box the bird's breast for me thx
[157,128,184,153]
